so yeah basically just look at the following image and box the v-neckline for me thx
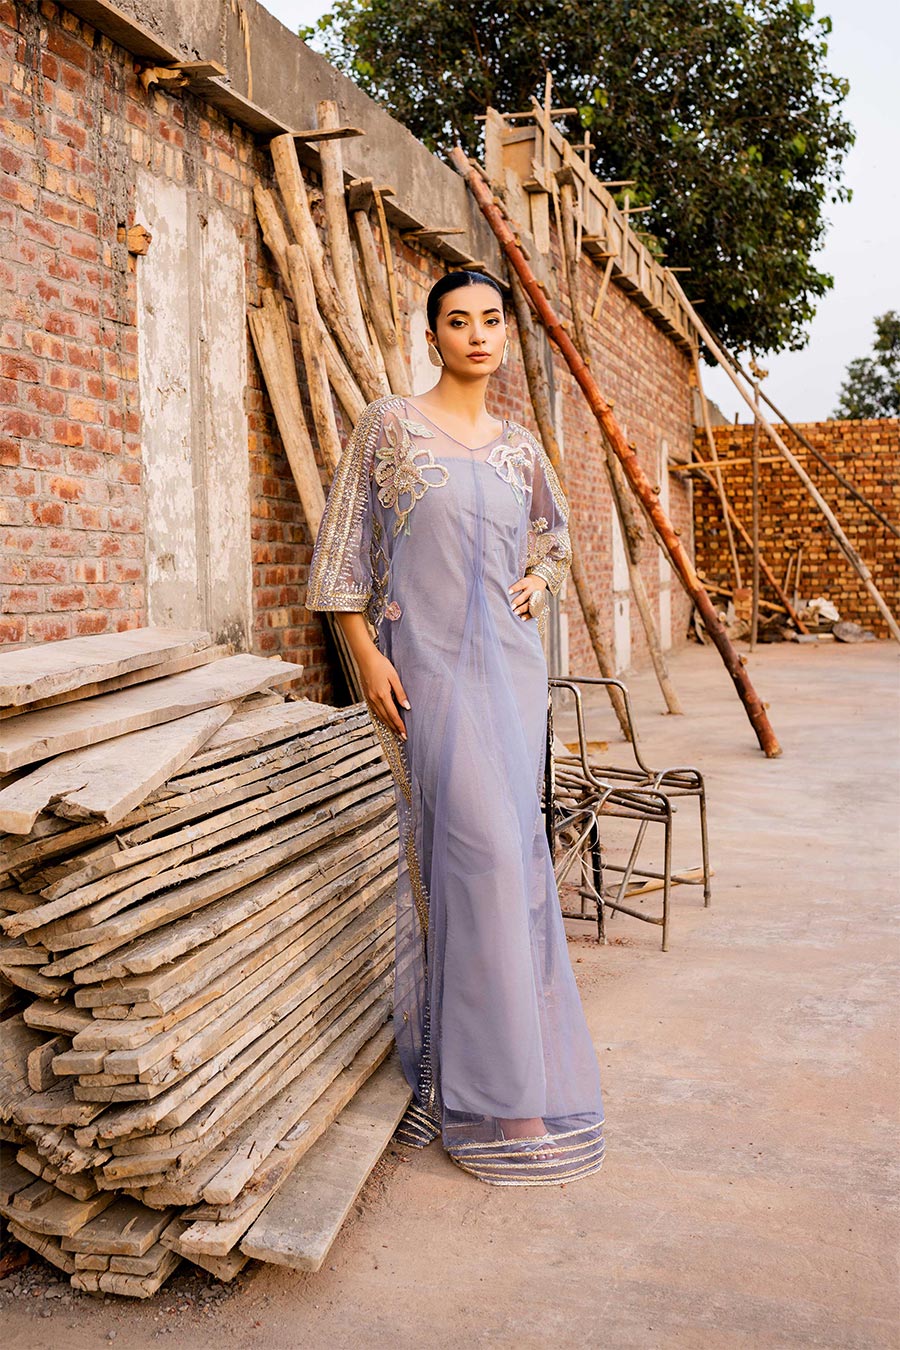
[403,398,506,452]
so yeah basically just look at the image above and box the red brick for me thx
[49,584,86,609]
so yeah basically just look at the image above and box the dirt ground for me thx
[3,640,898,1349]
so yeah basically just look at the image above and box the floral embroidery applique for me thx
[526,515,561,572]
[374,415,449,536]
[384,600,402,620]
[486,439,533,505]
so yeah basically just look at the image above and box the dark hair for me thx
[426,270,505,333]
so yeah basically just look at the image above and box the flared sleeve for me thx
[305,397,388,614]
[524,431,572,596]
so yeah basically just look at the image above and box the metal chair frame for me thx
[546,676,711,951]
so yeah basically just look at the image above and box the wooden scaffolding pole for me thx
[451,145,781,757]
[557,171,683,715]
[507,272,631,740]
[674,286,900,645]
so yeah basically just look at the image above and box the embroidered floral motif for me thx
[374,415,450,536]
[486,439,533,505]
[385,600,402,620]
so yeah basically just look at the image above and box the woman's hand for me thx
[508,574,548,620]
[334,612,411,739]
[357,646,411,740]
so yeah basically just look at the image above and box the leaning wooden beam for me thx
[248,290,327,534]
[678,289,900,645]
[693,350,743,589]
[285,244,343,475]
[316,99,369,348]
[348,178,411,396]
[453,146,781,756]
[506,271,631,741]
[557,181,682,716]
[269,135,387,403]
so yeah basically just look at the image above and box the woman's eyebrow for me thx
[445,306,502,317]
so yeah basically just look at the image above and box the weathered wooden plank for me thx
[0,653,303,772]
[178,1017,394,1257]
[61,1196,173,1256]
[240,1049,410,1271]
[0,1145,38,1203]
[0,626,211,709]
[96,1248,180,1297]
[23,1000,93,1035]
[44,788,392,981]
[7,1220,77,1273]
[0,703,236,835]
[2,1185,113,1235]
[27,1035,66,1091]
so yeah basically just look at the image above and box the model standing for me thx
[306,271,605,1185]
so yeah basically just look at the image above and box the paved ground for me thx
[4,641,898,1349]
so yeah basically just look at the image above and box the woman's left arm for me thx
[509,433,572,619]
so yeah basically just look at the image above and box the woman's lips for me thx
[467,352,490,361]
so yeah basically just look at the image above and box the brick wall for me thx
[1,0,696,700]
[692,419,899,636]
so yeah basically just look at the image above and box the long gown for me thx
[305,394,605,1186]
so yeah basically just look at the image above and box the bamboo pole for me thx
[506,272,631,740]
[373,186,403,345]
[693,349,743,589]
[452,145,781,756]
[591,253,616,322]
[269,135,387,403]
[315,100,369,348]
[674,286,900,644]
[557,172,682,715]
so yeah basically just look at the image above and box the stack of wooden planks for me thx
[0,628,411,1295]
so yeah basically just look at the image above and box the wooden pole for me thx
[285,244,343,475]
[590,254,616,323]
[750,376,761,649]
[452,145,781,756]
[556,177,682,714]
[269,135,387,404]
[674,285,900,645]
[693,349,743,589]
[247,292,326,536]
[348,182,411,396]
[315,100,369,347]
[507,272,632,740]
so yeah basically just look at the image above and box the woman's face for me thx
[427,282,507,377]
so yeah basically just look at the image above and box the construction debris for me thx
[0,628,410,1295]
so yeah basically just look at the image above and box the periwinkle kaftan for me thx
[306,394,605,1185]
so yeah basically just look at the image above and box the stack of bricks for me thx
[692,418,899,636]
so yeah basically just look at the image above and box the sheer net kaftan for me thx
[306,395,605,1186]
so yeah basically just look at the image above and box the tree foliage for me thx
[833,312,900,419]
[303,0,853,355]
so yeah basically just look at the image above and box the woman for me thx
[305,270,605,1185]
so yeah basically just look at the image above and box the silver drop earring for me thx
[428,342,444,367]
[500,337,510,366]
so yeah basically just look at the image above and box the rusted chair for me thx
[545,676,711,951]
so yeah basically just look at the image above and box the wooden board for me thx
[0,702,237,834]
[240,1049,410,1271]
[0,653,303,772]
[0,627,211,708]
[61,1197,173,1256]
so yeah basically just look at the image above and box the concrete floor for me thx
[5,641,899,1349]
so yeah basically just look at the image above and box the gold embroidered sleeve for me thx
[306,397,391,613]
[524,432,572,596]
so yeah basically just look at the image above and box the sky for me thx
[262,0,899,423]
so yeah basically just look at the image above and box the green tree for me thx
[303,0,853,356]
[833,312,900,419]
